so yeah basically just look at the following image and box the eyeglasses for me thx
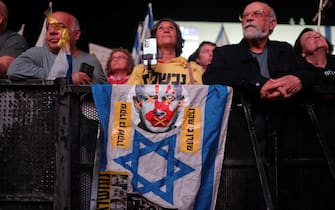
[239,10,268,21]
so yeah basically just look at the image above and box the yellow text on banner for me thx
[181,106,201,153]
[96,171,129,210]
[112,101,132,148]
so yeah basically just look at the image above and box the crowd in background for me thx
[1,1,335,209]
[1,0,333,89]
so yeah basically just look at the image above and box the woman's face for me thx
[110,51,129,72]
[300,31,329,56]
[155,21,178,48]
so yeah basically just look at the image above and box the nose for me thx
[49,29,58,35]
[47,26,60,35]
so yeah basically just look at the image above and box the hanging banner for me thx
[92,84,232,210]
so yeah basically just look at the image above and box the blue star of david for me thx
[113,130,195,204]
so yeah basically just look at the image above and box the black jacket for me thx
[296,54,335,86]
[203,39,301,94]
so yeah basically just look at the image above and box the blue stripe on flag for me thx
[195,85,229,210]
[325,25,332,42]
[66,54,73,83]
[91,84,113,171]
[147,3,154,28]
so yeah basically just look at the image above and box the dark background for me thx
[3,0,335,52]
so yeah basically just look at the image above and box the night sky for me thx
[3,0,335,52]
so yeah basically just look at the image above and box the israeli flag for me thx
[131,2,154,64]
[92,84,232,210]
[215,24,230,47]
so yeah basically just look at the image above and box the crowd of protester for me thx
[2,0,334,90]
[2,1,335,209]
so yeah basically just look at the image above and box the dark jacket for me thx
[296,54,335,86]
[203,39,301,94]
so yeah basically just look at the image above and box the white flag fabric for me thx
[141,2,154,42]
[132,2,154,64]
[215,24,230,47]
[36,2,52,47]
[92,84,233,210]
[47,47,70,80]
[35,18,47,47]
[89,42,113,75]
[17,24,25,36]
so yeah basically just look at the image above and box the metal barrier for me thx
[0,79,100,210]
[215,87,335,210]
[0,80,334,210]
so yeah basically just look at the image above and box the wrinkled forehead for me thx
[244,2,268,13]
[48,12,70,26]
[158,21,175,28]
[301,30,318,39]
[112,50,127,57]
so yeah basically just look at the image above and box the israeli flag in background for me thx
[131,2,154,64]
[215,24,230,47]
[92,84,232,210]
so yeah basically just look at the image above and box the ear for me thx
[73,29,81,41]
[269,19,277,31]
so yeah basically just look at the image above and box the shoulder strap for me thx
[187,62,195,84]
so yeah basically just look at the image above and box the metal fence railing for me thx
[0,79,334,210]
